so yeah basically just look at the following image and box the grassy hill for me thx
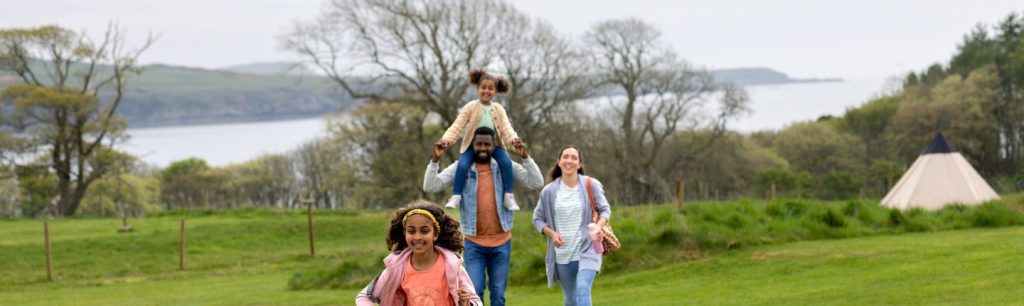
[219,62,316,76]
[0,62,355,127]
[117,64,354,127]
[3,196,1020,305]
[3,63,831,128]
[709,68,841,86]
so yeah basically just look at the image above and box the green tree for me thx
[161,158,212,209]
[0,25,154,216]
[292,137,346,209]
[225,154,296,208]
[0,131,34,217]
[839,95,900,160]
[666,131,788,199]
[14,160,55,216]
[79,173,162,217]
[822,170,863,200]
[949,25,996,77]
[772,121,867,181]
[868,159,903,196]
[888,68,1001,175]
[325,102,437,208]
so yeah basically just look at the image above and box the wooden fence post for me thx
[307,198,316,257]
[179,219,186,271]
[675,180,685,209]
[44,221,52,282]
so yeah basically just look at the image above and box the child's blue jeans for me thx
[452,146,514,196]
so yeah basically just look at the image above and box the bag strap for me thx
[365,270,384,304]
[586,177,598,223]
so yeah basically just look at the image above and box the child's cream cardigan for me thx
[440,99,519,153]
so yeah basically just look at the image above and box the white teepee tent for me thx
[880,132,999,210]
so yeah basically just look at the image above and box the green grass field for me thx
[2,200,1023,305]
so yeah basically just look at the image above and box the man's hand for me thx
[435,139,451,149]
[511,137,523,146]
[432,143,446,163]
[513,140,528,159]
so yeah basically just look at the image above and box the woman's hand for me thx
[590,222,605,239]
[545,228,564,247]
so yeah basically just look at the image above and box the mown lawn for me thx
[2,225,1021,305]
[511,225,1024,305]
[2,200,1023,305]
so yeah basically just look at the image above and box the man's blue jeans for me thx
[464,238,512,306]
[555,261,598,306]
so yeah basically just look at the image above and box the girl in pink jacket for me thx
[356,201,482,306]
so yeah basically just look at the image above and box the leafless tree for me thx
[492,16,594,159]
[292,137,340,209]
[280,0,518,127]
[583,18,750,204]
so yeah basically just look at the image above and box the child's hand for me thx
[458,287,473,305]
[432,143,445,162]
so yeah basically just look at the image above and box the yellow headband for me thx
[402,209,440,230]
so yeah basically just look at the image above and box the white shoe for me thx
[504,193,520,211]
[445,195,462,209]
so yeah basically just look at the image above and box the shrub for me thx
[767,200,807,218]
[972,202,1024,227]
[652,228,685,246]
[842,200,865,217]
[819,208,847,228]
[887,208,905,226]
[288,258,378,290]
[723,213,750,229]
[654,208,677,226]
[903,214,934,232]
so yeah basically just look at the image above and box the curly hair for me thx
[468,68,511,94]
[385,200,464,254]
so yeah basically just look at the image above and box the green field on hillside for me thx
[1,198,1023,305]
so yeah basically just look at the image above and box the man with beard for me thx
[423,126,544,306]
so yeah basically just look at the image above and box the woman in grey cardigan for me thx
[533,146,611,306]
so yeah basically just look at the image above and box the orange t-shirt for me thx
[400,254,455,306]
[465,163,512,247]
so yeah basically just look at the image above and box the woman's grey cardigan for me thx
[532,175,612,288]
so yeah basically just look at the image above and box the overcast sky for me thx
[2,0,1021,80]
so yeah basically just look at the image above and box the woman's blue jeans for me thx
[555,261,598,306]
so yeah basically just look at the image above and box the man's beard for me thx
[473,151,491,164]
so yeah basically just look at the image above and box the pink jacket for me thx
[355,247,482,306]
